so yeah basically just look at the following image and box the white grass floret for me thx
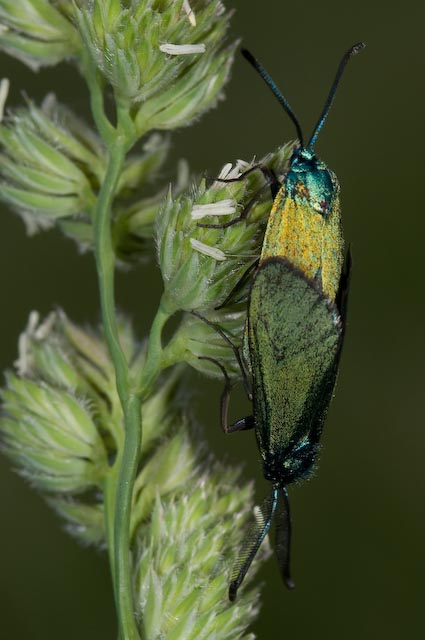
[190,239,226,261]
[159,43,206,55]
[191,199,236,220]
[0,78,10,122]
[183,0,197,25]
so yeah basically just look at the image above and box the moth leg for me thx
[215,258,259,310]
[198,356,254,434]
[198,164,281,230]
[190,310,252,399]
[228,415,256,433]
[275,487,295,590]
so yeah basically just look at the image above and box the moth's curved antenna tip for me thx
[350,42,367,56]
[285,577,296,590]
[241,48,255,64]
[228,583,238,602]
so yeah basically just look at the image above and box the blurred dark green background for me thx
[1,0,424,638]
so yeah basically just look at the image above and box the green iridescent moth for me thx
[194,43,364,600]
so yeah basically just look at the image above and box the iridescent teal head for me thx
[242,42,365,168]
[285,146,338,215]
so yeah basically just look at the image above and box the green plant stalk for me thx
[93,138,142,640]
[114,393,143,640]
[139,301,171,397]
[104,463,118,584]
[85,57,115,143]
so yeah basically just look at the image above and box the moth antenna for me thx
[229,486,278,601]
[275,487,295,589]
[242,48,305,148]
[308,42,366,149]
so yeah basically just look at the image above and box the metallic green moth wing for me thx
[247,256,343,486]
